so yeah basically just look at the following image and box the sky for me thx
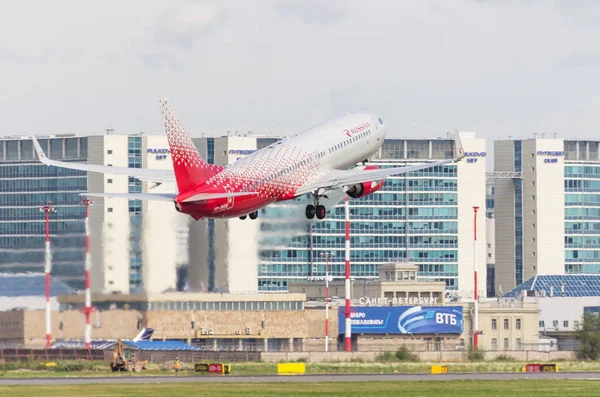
[2,0,600,143]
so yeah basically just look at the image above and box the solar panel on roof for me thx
[503,274,600,298]
[0,273,74,297]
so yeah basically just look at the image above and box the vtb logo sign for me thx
[436,313,457,325]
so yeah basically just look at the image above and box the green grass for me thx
[2,360,600,378]
[1,380,599,397]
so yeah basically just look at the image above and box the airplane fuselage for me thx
[176,113,387,219]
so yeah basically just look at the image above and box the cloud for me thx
[274,0,349,25]
[0,46,53,64]
[141,52,183,70]
[155,1,227,50]
[560,52,600,67]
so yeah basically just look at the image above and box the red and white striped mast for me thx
[81,199,93,349]
[473,206,479,350]
[40,202,56,349]
[344,197,352,352]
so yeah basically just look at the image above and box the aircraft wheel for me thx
[249,211,258,220]
[316,205,326,220]
[239,215,247,220]
[305,205,316,219]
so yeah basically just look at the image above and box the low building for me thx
[289,262,445,305]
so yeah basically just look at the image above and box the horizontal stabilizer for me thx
[182,191,259,203]
[79,192,176,201]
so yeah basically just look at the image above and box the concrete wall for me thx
[261,350,576,363]
[144,308,338,340]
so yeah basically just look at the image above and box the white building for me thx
[494,138,600,295]
[87,134,188,294]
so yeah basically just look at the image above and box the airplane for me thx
[32,99,465,221]
[50,328,155,349]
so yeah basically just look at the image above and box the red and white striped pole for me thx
[320,252,332,352]
[40,202,56,349]
[344,197,352,352]
[473,206,479,350]
[81,199,93,349]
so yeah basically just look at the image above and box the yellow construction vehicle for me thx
[110,339,147,372]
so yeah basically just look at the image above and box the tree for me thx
[575,312,600,360]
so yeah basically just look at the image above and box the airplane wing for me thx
[80,191,259,202]
[295,131,466,196]
[32,137,176,184]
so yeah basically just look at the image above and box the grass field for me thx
[1,380,599,397]
[2,360,600,378]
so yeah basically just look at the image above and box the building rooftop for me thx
[502,275,600,298]
[0,273,75,297]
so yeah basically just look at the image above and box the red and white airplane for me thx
[33,99,465,220]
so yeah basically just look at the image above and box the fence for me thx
[0,349,105,362]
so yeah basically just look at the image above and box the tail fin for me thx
[160,98,220,193]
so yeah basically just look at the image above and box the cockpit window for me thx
[378,118,383,125]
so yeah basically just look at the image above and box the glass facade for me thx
[513,141,523,286]
[128,136,143,292]
[258,138,460,291]
[0,137,88,289]
[565,150,600,274]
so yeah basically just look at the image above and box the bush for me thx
[466,345,485,362]
[395,346,419,362]
[493,354,516,362]
[378,346,419,362]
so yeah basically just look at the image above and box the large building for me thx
[494,139,600,295]
[0,136,88,289]
[188,133,487,296]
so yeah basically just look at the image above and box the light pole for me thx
[473,206,479,350]
[320,251,333,352]
[81,199,93,349]
[40,202,57,349]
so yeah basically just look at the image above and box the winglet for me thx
[452,129,465,162]
[32,137,51,165]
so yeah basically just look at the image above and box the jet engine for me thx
[345,165,385,199]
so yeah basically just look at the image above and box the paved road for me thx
[2,372,600,385]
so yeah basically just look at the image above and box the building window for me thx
[107,150,113,154]
[504,319,509,330]
[531,167,535,172]
[516,338,521,350]
[516,319,521,330]
[409,272,416,280]
[487,243,491,248]
[532,195,535,200]
[491,338,497,350]
[532,223,536,228]
[107,208,113,213]
[532,237,536,242]
[107,178,113,184]
[492,319,497,330]
[553,320,559,328]
[563,320,569,328]
[504,338,509,350]
[488,253,492,258]
[539,321,545,328]
[575,321,580,329]
[532,252,536,257]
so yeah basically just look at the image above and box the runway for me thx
[2,372,600,385]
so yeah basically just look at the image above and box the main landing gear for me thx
[305,192,327,220]
[239,211,258,220]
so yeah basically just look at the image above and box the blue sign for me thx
[537,151,564,156]
[147,148,170,160]
[229,149,255,155]
[465,152,486,157]
[339,306,463,335]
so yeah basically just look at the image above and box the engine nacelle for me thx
[345,165,385,199]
